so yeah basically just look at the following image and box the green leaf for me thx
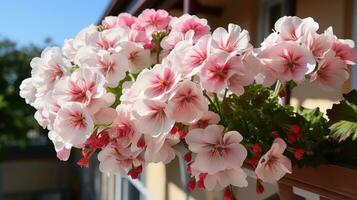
[298,107,325,126]
[327,90,357,141]
[329,121,357,141]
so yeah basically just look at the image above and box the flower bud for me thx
[256,180,264,194]
[294,148,305,160]
[184,152,192,162]
[187,179,196,191]
[77,157,89,168]
[271,130,280,138]
[252,144,262,155]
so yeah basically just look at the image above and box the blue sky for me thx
[0,0,111,46]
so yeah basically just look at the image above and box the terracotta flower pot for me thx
[278,164,357,200]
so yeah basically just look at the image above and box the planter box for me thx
[278,164,357,200]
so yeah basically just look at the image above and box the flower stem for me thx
[203,91,219,113]
[129,73,136,81]
[273,80,282,98]
[156,48,161,64]
[222,88,228,103]
[213,93,221,114]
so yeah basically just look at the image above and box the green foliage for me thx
[0,38,44,148]
[296,107,329,166]
[106,71,137,108]
[221,84,329,167]
[327,90,357,141]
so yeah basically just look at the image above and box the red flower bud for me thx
[249,156,260,168]
[197,173,207,189]
[86,131,110,150]
[137,135,146,148]
[271,130,280,138]
[143,42,155,50]
[278,89,286,97]
[81,148,90,158]
[187,179,196,191]
[256,180,264,194]
[178,130,187,139]
[170,126,179,135]
[197,179,205,189]
[287,134,297,144]
[136,165,143,174]
[77,157,89,168]
[128,170,139,179]
[186,165,192,173]
[199,173,208,180]
[128,165,143,179]
[294,148,305,160]
[224,187,235,200]
[252,144,262,155]
[184,152,192,162]
[290,124,301,138]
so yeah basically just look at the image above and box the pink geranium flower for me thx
[211,23,251,54]
[255,138,292,183]
[228,51,262,95]
[108,106,137,149]
[165,36,194,75]
[118,41,152,73]
[54,68,114,114]
[120,81,141,107]
[133,99,174,136]
[332,39,357,65]
[161,31,187,52]
[185,125,247,174]
[183,34,210,76]
[259,42,316,83]
[53,102,94,147]
[102,16,118,29]
[145,133,180,164]
[98,144,144,176]
[30,47,70,93]
[170,14,210,40]
[306,28,334,58]
[87,28,127,51]
[93,107,117,125]
[199,52,241,92]
[96,51,129,87]
[128,22,150,44]
[310,50,349,91]
[56,146,72,161]
[138,9,171,36]
[19,78,37,106]
[117,13,138,29]
[227,52,260,95]
[188,111,220,130]
[274,16,319,42]
[165,80,208,124]
[136,61,180,100]
[47,131,73,161]
[202,168,248,191]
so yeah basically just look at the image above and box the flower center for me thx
[212,144,226,156]
[70,112,87,129]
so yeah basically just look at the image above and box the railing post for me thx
[183,0,191,14]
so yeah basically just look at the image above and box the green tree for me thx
[0,38,44,148]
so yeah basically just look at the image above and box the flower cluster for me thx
[258,16,357,91]
[20,9,356,199]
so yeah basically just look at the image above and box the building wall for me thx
[0,159,78,198]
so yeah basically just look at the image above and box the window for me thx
[258,0,295,43]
